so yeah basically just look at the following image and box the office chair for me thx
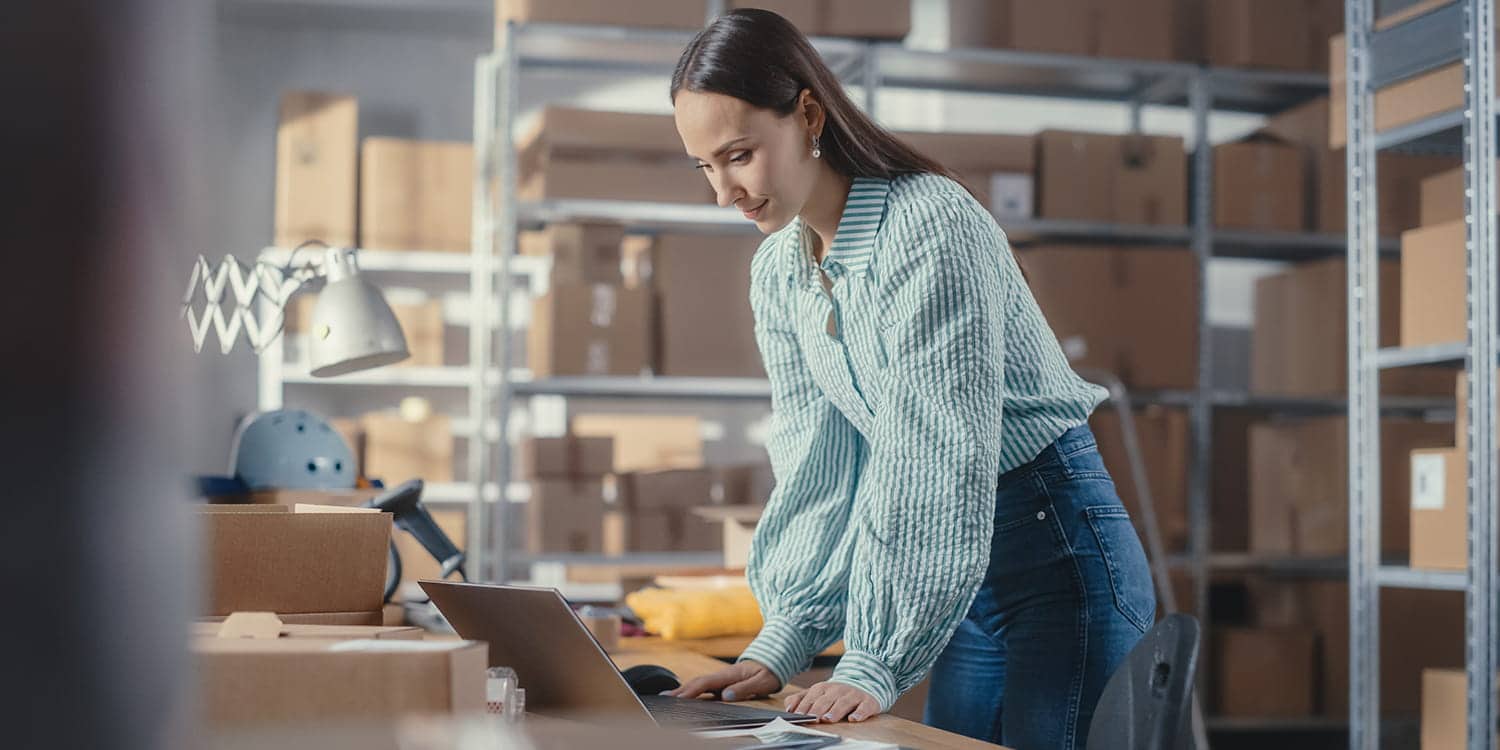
[1086,613,1201,750]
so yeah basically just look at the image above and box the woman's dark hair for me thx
[671,8,959,183]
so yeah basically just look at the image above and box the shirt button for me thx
[1036,511,1047,521]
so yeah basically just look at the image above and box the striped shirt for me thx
[737,173,1108,711]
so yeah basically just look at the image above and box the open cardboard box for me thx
[199,504,391,622]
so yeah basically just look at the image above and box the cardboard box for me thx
[275,92,356,249]
[361,411,454,483]
[1000,0,1091,56]
[527,479,608,554]
[819,0,911,40]
[1035,131,1185,226]
[392,300,445,367]
[1096,0,1194,62]
[200,505,390,617]
[516,107,707,204]
[730,1,818,33]
[571,413,703,472]
[946,0,1196,61]
[196,637,486,727]
[1116,134,1188,226]
[617,468,716,510]
[495,0,703,33]
[1212,627,1317,716]
[1035,131,1121,223]
[528,283,652,377]
[1090,406,1189,552]
[1410,446,1466,570]
[1208,0,1314,71]
[519,223,624,285]
[1421,165,1466,226]
[637,234,763,378]
[1331,31,1473,148]
[516,435,615,479]
[1253,581,1464,715]
[1248,417,1452,557]
[1019,246,1198,389]
[1401,220,1467,348]
[244,488,385,507]
[896,130,1035,208]
[708,463,775,506]
[1214,137,1305,231]
[605,471,723,553]
[1421,669,1467,750]
[1251,258,1458,397]
[359,138,471,253]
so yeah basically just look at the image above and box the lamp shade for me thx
[307,247,409,377]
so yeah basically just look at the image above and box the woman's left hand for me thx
[783,681,882,723]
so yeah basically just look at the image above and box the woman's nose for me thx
[714,178,743,209]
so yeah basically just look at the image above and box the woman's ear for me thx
[798,89,826,138]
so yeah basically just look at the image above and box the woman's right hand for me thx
[664,659,781,702]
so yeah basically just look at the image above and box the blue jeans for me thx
[922,425,1156,749]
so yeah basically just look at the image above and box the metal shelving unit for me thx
[1347,1,1498,748]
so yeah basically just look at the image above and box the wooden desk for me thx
[612,644,1007,750]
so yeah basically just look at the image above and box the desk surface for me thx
[612,644,1007,750]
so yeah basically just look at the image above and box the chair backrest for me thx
[1086,613,1201,750]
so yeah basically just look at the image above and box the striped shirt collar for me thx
[789,176,892,285]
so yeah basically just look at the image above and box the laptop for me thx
[420,580,819,730]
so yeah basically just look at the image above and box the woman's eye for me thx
[729,150,751,164]
[695,163,711,172]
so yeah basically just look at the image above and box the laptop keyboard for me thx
[640,694,807,727]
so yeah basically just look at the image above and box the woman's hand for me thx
[664,659,781,702]
[783,681,882,723]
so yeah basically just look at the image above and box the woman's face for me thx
[674,90,820,235]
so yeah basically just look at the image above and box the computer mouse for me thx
[622,663,681,695]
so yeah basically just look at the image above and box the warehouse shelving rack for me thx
[1346,1,1499,748]
[253,2,1450,736]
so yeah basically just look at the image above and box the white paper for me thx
[695,717,898,749]
[1412,452,1448,511]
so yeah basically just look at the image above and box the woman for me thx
[662,9,1156,749]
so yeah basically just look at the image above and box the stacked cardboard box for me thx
[625,233,763,378]
[359,138,472,253]
[517,435,615,480]
[528,282,652,377]
[1248,580,1464,715]
[1251,258,1457,397]
[1207,0,1343,72]
[1247,417,1453,557]
[1259,95,1457,235]
[1400,220,1466,348]
[1034,131,1187,226]
[1017,246,1198,389]
[944,0,1200,62]
[275,91,357,249]
[1213,136,1305,232]
[497,0,912,40]
[516,107,707,205]
[361,410,454,483]
[606,469,723,553]
[1409,372,1497,570]
[1089,406,1190,552]
[519,223,625,285]
[895,130,1034,215]
[527,478,610,554]
[571,413,704,473]
[200,505,391,625]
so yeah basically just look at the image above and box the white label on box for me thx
[989,172,1034,220]
[328,639,473,653]
[590,284,617,327]
[586,341,610,374]
[1411,453,1447,511]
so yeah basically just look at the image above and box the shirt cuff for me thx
[737,616,819,688]
[829,650,900,712]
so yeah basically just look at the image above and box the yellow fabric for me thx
[625,586,763,640]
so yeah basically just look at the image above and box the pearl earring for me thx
[811,135,821,159]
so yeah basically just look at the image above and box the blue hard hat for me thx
[230,409,356,490]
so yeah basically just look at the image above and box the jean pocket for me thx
[1083,506,1156,633]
